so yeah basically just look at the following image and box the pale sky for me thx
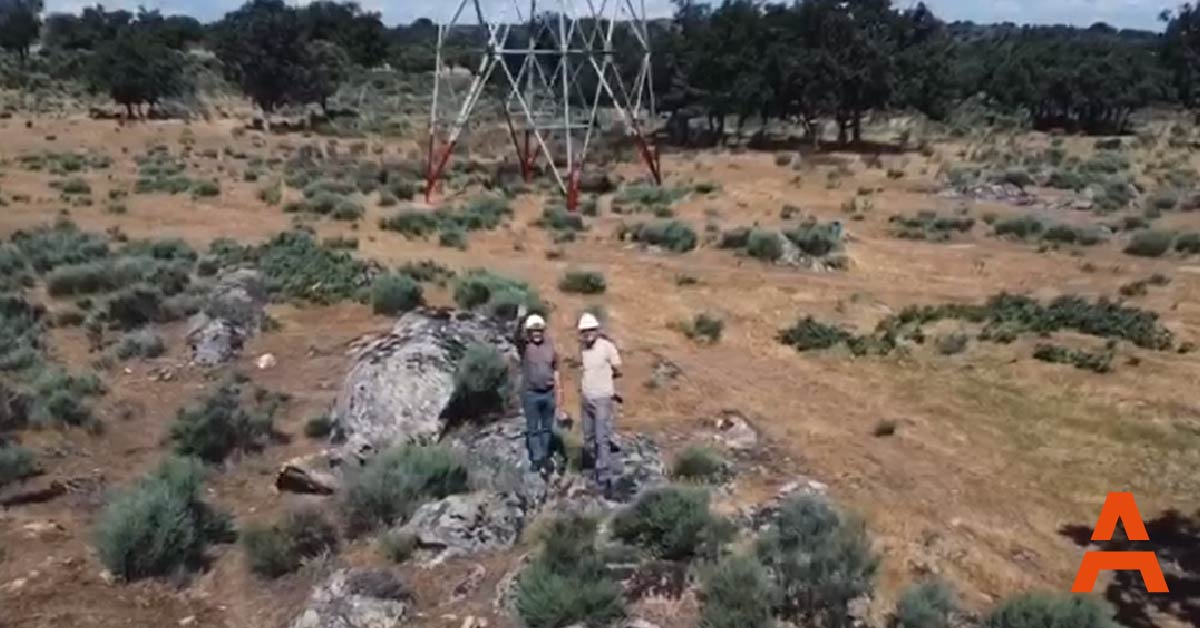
[45,0,1172,32]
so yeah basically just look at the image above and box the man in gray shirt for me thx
[515,309,562,476]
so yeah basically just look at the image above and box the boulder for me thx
[275,452,343,495]
[330,310,518,459]
[186,269,267,365]
[710,410,759,451]
[396,490,528,556]
[289,569,412,628]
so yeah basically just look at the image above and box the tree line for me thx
[3,0,1200,138]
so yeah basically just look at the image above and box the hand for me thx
[517,304,529,319]
[612,393,624,404]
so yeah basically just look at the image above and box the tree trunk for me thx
[852,112,862,144]
[125,102,134,119]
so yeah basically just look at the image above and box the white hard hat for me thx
[524,314,546,330]
[577,312,600,331]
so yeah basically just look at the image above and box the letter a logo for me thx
[1071,492,1168,593]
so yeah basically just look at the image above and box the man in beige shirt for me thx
[577,312,622,497]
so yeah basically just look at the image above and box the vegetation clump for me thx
[452,269,543,319]
[516,515,624,628]
[242,507,338,578]
[558,270,607,295]
[340,445,469,535]
[168,384,287,463]
[370,273,423,315]
[612,485,731,560]
[889,211,975,242]
[619,220,698,253]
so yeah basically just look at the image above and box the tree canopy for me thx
[0,0,42,61]
[86,21,189,116]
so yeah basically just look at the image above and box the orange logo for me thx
[1071,492,1168,593]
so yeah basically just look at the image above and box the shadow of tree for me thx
[1059,509,1200,627]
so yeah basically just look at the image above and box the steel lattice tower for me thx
[424,0,663,210]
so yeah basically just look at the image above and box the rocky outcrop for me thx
[330,310,518,459]
[186,269,267,365]
[289,569,412,628]
[275,452,342,495]
[396,491,528,556]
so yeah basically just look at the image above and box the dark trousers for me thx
[522,388,556,467]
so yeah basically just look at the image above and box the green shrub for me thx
[115,329,166,360]
[10,221,109,273]
[122,238,197,262]
[516,515,624,628]
[1124,230,1174,258]
[380,531,418,563]
[784,222,841,256]
[191,180,220,198]
[676,312,723,343]
[371,274,423,315]
[447,343,512,419]
[0,445,36,488]
[778,317,852,351]
[699,555,775,628]
[236,231,371,304]
[746,229,783,262]
[0,294,46,372]
[379,210,439,238]
[340,445,469,535]
[612,486,730,560]
[397,260,455,284]
[1032,343,1114,373]
[672,446,729,483]
[94,457,232,581]
[1175,232,1200,254]
[304,415,332,438]
[755,495,878,627]
[1046,169,1085,190]
[897,580,958,628]
[27,368,104,427]
[1147,189,1178,211]
[168,385,280,463]
[331,198,364,221]
[438,227,467,249]
[558,270,606,294]
[983,592,1116,628]
[242,525,299,578]
[993,215,1045,239]
[452,269,542,319]
[625,220,698,253]
[60,177,91,195]
[537,206,587,232]
[993,168,1034,188]
[718,227,751,249]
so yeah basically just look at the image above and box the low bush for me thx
[1032,343,1114,373]
[380,210,439,237]
[243,507,338,578]
[718,227,751,249]
[446,343,512,420]
[438,227,467,249]
[1175,232,1200,254]
[623,220,698,253]
[397,260,455,284]
[1124,230,1174,258]
[93,457,233,581]
[10,221,109,273]
[27,368,104,427]
[896,580,958,628]
[191,180,220,198]
[983,592,1117,628]
[755,495,878,627]
[746,229,783,262]
[558,270,606,294]
[993,215,1045,239]
[60,177,91,195]
[452,269,543,319]
[114,329,166,360]
[304,415,332,438]
[226,231,372,304]
[699,555,775,628]
[672,446,729,483]
[340,445,469,535]
[168,385,282,463]
[537,206,587,232]
[516,515,624,628]
[331,198,364,221]
[379,531,418,563]
[0,445,36,488]
[674,312,724,343]
[778,317,852,351]
[612,486,730,560]
[784,222,842,256]
[371,274,423,315]
[1147,189,1179,211]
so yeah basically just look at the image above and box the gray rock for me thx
[711,410,760,451]
[331,310,518,459]
[186,269,267,365]
[397,490,528,556]
[276,452,343,495]
[289,569,412,628]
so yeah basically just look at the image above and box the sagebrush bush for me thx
[1175,232,1200,254]
[452,269,542,319]
[983,593,1116,628]
[10,221,109,273]
[222,231,370,304]
[244,507,338,578]
[624,220,698,253]
[755,495,878,626]
[558,270,607,294]
[94,457,233,581]
[993,215,1045,239]
[718,227,751,249]
[672,446,729,483]
[371,274,423,315]
[746,229,783,262]
[897,580,958,628]
[0,293,46,372]
[380,531,418,563]
[685,313,724,343]
[304,415,332,438]
[191,180,220,198]
[537,206,587,232]
[60,177,91,195]
[27,368,104,427]
[1124,230,1174,257]
[114,329,166,360]
[447,343,512,419]
[516,515,624,628]
[169,385,279,463]
[784,222,841,256]
[699,554,775,628]
[0,445,36,488]
[612,486,730,560]
[340,445,469,535]
[777,316,852,351]
[438,227,468,249]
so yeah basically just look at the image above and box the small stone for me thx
[256,353,277,370]
[179,616,196,626]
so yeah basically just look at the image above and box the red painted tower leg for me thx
[424,140,457,204]
[631,132,662,185]
[567,166,581,212]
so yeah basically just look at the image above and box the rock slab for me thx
[289,569,412,628]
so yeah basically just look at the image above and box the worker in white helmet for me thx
[515,306,562,477]
[577,311,622,498]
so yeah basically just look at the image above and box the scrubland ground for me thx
[1,112,1199,628]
